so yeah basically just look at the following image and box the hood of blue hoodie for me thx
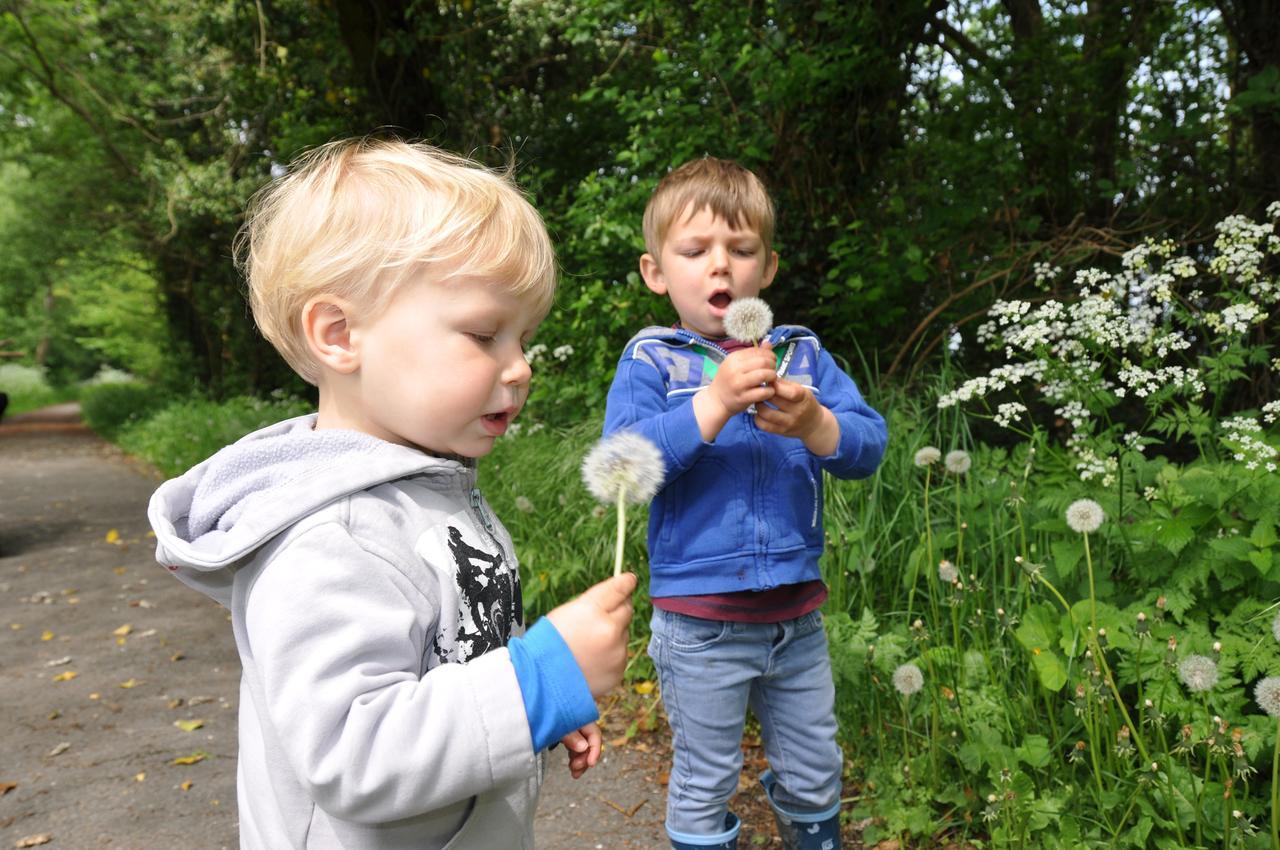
[147,413,470,606]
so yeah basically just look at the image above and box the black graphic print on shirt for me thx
[440,525,523,662]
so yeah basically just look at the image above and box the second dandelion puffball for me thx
[892,663,924,696]
[1177,654,1219,693]
[582,431,665,504]
[724,297,773,344]
[1065,498,1105,534]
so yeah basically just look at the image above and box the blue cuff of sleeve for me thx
[509,617,599,752]
[659,399,710,471]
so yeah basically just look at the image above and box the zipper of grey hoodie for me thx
[469,488,511,562]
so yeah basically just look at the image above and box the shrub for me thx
[80,380,169,439]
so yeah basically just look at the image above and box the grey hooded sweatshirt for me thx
[148,414,554,849]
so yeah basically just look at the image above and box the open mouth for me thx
[709,291,732,309]
[481,411,511,436]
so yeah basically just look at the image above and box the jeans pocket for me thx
[667,612,731,651]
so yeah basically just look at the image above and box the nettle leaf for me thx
[1050,539,1083,580]
[1015,734,1052,768]
[1250,517,1277,548]
[1152,517,1196,555]
[1249,548,1274,577]
[1175,467,1226,508]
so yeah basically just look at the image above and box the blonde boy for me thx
[149,139,635,850]
[602,158,888,850]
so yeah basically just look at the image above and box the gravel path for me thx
[0,414,675,849]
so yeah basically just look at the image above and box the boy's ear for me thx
[639,253,668,296]
[760,249,780,290]
[302,297,360,375]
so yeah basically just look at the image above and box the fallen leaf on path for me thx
[134,772,145,782]
[136,628,157,637]
[118,678,141,689]
[112,623,133,637]
[105,529,120,544]
[88,692,100,700]
[113,567,127,576]
[170,651,185,661]
[188,696,215,706]
[60,588,76,596]
[10,623,21,630]
[44,656,71,667]
[47,742,70,757]
[0,781,16,796]
[173,751,208,765]
[129,599,155,609]
[66,597,79,605]
[180,780,194,791]
[40,630,53,641]
[15,834,52,848]
[174,719,204,732]
[47,710,60,720]
[51,671,77,682]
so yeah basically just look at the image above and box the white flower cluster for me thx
[1207,302,1268,336]
[1074,446,1118,487]
[1221,415,1278,472]
[937,362,1043,409]
[994,402,1027,429]
[1033,262,1062,287]
[1263,401,1280,425]
[552,344,574,362]
[1209,214,1278,294]
[1268,201,1280,220]
[524,343,548,363]
[1116,362,1204,399]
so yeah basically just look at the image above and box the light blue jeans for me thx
[648,608,843,840]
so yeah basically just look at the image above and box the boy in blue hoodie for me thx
[602,158,888,850]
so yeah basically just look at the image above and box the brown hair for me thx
[641,157,775,258]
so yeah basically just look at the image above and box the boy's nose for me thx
[504,350,533,386]
[709,245,730,273]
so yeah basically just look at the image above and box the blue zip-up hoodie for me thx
[602,325,888,597]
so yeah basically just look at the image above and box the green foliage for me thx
[115,394,312,477]
[0,363,72,414]
[80,380,170,440]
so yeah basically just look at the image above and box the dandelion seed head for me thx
[1065,499,1105,534]
[582,431,665,504]
[1178,654,1219,693]
[892,663,924,696]
[914,446,941,467]
[723,297,773,344]
[514,495,534,513]
[944,449,971,475]
[938,560,958,583]
[1255,677,1280,718]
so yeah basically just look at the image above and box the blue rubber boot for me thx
[759,770,840,850]
[668,812,740,850]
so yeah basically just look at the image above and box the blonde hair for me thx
[642,157,775,258]
[237,138,557,384]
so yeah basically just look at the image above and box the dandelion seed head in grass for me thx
[1177,654,1219,693]
[581,431,665,504]
[892,663,924,696]
[514,496,534,513]
[723,297,773,344]
[914,446,941,467]
[944,449,971,475]
[1255,677,1280,718]
[1065,498,1105,534]
[1272,610,1280,644]
[938,560,958,583]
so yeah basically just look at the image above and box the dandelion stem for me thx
[1272,719,1279,850]
[614,482,626,577]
